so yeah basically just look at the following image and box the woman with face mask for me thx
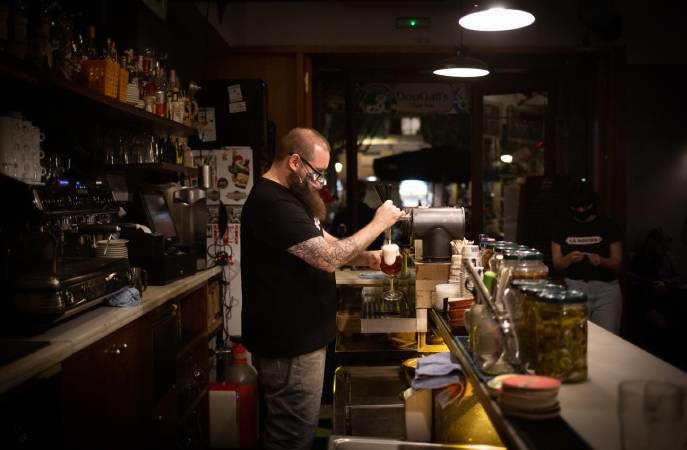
[551,180,623,334]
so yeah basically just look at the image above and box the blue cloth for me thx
[415,352,462,377]
[411,352,464,390]
[105,287,141,307]
[358,271,386,280]
[411,373,463,390]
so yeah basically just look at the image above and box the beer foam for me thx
[382,243,400,266]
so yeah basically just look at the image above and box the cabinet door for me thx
[62,318,152,450]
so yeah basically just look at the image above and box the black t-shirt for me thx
[240,178,337,357]
[551,215,622,282]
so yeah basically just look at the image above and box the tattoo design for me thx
[288,236,362,272]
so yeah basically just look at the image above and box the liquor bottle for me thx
[168,69,180,102]
[85,25,97,60]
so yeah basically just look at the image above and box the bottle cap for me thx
[232,343,248,360]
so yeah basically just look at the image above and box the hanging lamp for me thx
[434,15,489,79]
[433,52,489,78]
[459,1,535,32]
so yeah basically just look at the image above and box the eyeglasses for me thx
[292,153,327,186]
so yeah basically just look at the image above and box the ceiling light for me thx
[433,55,489,78]
[459,4,535,32]
[500,154,513,164]
[335,162,343,173]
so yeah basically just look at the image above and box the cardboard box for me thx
[414,260,449,308]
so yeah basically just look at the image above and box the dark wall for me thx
[625,65,687,275]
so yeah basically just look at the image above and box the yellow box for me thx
[82,59,120,98]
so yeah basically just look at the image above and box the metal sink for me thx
[328,435,506,450]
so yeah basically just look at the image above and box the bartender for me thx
[240,127,403,450]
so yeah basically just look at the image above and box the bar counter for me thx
[0,267,221,394]
[431,310,687,450]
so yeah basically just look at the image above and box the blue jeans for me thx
[252,347,326,450]
[565,278,623,334]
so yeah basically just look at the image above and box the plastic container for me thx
[224,343,258,448]
[530,290,588,382]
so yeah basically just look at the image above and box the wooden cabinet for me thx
[60,278,220,449]
[62,316,152,450]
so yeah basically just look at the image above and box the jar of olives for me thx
[520,284,566,370]
[530,290,588,383]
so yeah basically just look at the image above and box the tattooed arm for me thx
[288,200,402,272]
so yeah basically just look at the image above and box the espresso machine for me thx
[0,177,130,331]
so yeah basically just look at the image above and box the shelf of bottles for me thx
[0,3,197,137]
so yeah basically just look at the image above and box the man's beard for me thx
[287,172,326,222]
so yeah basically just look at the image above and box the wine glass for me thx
[380,241,404,302]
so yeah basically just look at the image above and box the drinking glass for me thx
[619,380,686,450]
[380,241,403,301]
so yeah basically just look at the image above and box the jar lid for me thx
[493,241,517,252]
[521,283,565,295]
[520,250,544,261]
[536,289,587,304]
[512,279,549,288]
[502,250,520,260]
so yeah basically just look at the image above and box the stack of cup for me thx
[445,296,474,335]
[462,244,484,294]
[0,114,46,184]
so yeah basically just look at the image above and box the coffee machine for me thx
[157,183,209,271]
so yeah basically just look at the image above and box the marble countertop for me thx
[558,322,687,450]
[0,266,222,394]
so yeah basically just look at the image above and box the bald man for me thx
[240,128,402,449]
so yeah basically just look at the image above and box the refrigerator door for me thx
[191,79,268,156]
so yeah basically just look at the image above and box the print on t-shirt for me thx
[566,236,602,246]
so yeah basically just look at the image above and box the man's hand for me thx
[567,251,585,265]
[373,200,403,230]
[366,250,382,270]
[586,252,602,266]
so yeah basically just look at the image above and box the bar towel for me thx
[106,287,141,307]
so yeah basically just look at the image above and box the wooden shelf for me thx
[0,56,197,137]
[106,162,198,176]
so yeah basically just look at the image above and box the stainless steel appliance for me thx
[123,187,197,285]
[408,207,466,261]
[156,183,209,271]
[13,256,129,320]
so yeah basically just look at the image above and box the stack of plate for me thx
[95,239,129,259]
[497,375,561,420]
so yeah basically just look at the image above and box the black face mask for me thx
[570,205,596,222]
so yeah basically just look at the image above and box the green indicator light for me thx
[409,19,417,27]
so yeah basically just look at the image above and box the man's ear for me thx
[287,153,300,171]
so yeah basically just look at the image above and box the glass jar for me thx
[520,284,565,370]
[512,250,549,280]
[530,290,588,383]
[481,241,495,268]
[507,279,550,357]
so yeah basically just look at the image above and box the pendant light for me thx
[434,14,489,78]
[459,2,535,32]
[433,52,489,78]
